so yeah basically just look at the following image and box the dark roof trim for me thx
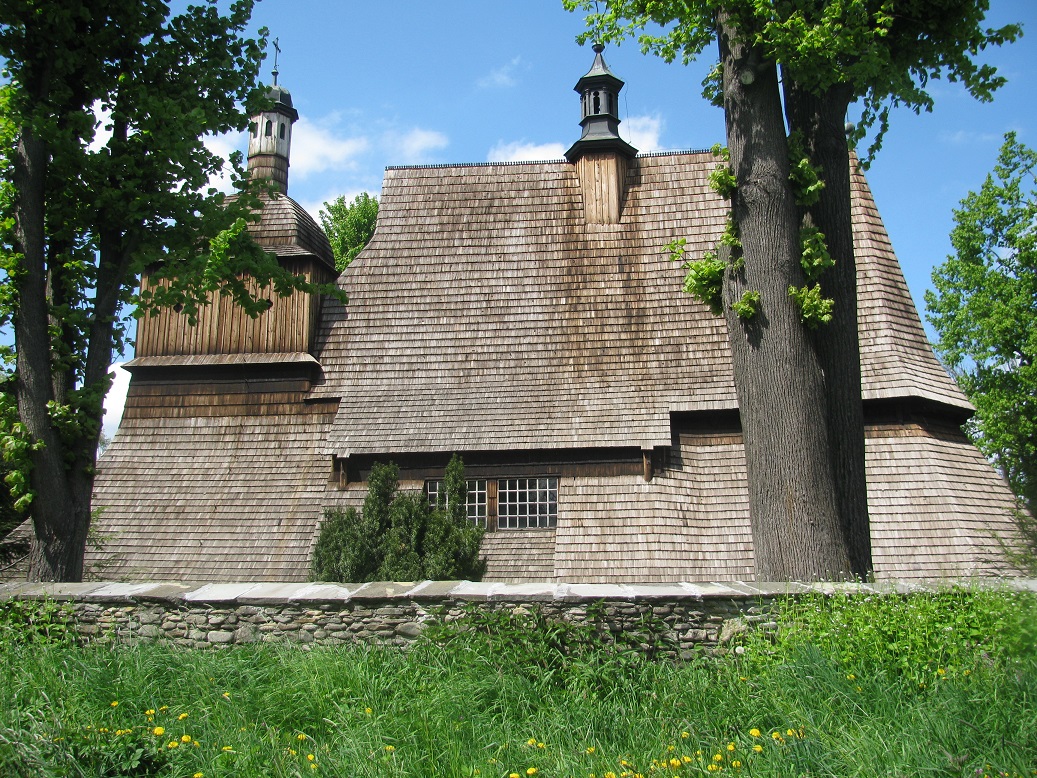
[384,148,714,172]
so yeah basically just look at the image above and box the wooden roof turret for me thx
[247,71,300,195]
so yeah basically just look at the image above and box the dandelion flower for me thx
[752,745,763,753]
[297,733,308,741]
[707,766,719,773]
[289,749,297,756]
[713,754,723,762]
[537,742,545,749]
[846,673,856,680]
[110,701,118,707]
[181,734,192,743]
[527,769,538,776]
[222,746,234,752]
[669,758,681,768]
[384,745,395,753]
[310,765,317,771]
[732,760,742,768]
[586,747,596,754]
[194,773,204,778]
[167,741,179,749]
[771,732,782,740]
[159,706,169,712]
[145,709,155,716]
[308,754,316,761]
[527,738,537,746]
[682,755,692,764]
[152,727,165,737]
[222,692,231,700]
[365,707,372,715]
[510,773,521,778]
[786,729,795,737]
[681,731,690,739]
[178,713,189,721]
[727,743,735,752]
[749,728,761,738]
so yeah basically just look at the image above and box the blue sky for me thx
[103,0,1037,435]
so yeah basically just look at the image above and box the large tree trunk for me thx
[12,130,91,582]
[717,13,852,580]
[783,81,872,577]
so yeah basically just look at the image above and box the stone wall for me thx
[3,579,1034,656]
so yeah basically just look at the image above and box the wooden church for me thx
[89,49,1021,583]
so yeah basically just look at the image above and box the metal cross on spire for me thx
[271,37,281,85]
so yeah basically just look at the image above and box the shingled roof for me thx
[249,192,334,270]
[313,150,968,458]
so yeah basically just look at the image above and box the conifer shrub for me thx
[311,454,485,582]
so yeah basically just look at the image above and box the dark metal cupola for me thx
[565,43,637,163]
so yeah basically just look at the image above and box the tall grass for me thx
[1,589,1034,777]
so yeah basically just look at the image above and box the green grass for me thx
[1,589,1035,777]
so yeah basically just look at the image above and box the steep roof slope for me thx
[313,151,967,457]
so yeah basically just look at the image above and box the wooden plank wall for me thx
[576,151,627,224]
[136,259,320,357]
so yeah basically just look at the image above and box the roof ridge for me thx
[385,148,714,171]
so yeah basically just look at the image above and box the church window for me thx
[264,120,272,137]
[425,476,556,530]
[279,122,286,139]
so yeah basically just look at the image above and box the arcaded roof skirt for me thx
[247,192,335,271]
[314,151,968,457]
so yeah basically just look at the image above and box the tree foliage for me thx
[565,0,1019,580]
[319,191,378,272]
[927,133,1037,516]
[0,0,336,580]
[311,455,485,583]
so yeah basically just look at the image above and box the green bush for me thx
[311,454,484,582]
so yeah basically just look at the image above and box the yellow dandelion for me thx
[181,734,192,743]
[713,753,723,762]
[310,765,317,771]
[537,742,545,749]
[605,772,617,778]
[727,743,735,752]
[297,733,308,741]
[771,732,782,741]
[510,773,521,778]
[732,760,742,768]
[749,728,761,738]
[145,709,155,716]
[586,747,596,754]
[152,727,165,737]
[669,758,681,768]
[289,749,297,756]
[786,729,795,737]
[937,668,947,676]
[308,754,316,761]
[384,745,395,753]
[167,741,179,749]
[682,755,692,764]
[222,692,230,700]
[194,773,204,778]
[681,731,690,739]
[752,745,763,753]
[527,738,537,746]
[365,707,372,715]
[178,713,189,721]
[110,701,118,708]
[846,673,856,680]
[159,706,169,712]
[222,746,234,752]
[707,765,719,773]
[527,769,538,776]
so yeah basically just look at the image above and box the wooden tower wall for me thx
[136,259,326,357]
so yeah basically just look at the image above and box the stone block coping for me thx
[2,578,1033,606]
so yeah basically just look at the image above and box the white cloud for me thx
[101,363,131,443]
[290,116,370,178]
[387,128,449,164]
[487,140,567,162]
[937,129,1002,146]
[622,114,663,152]
[203,130,247,194]
[477,57,524,89]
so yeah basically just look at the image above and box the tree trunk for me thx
[783,80,873,578]
[12,130,91,582]
[717,12,852,580]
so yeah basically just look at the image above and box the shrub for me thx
[312,455,484,582]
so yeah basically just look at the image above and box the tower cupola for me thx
[247,54,299,195]
[565,44,637,163]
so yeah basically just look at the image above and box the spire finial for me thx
[271,37,281,86]
[592,42,605,54]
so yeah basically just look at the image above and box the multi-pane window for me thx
[497,477,557,529]
[425,477,557,530]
